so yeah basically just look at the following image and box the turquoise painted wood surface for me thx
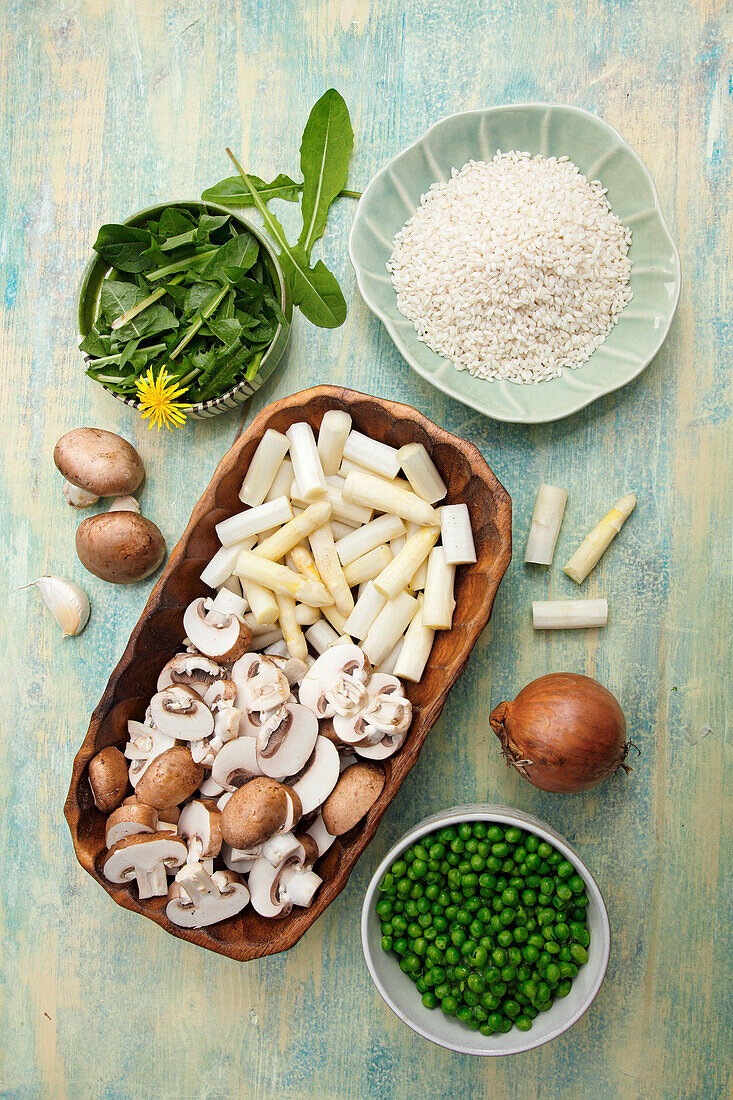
[1,1,730,1097]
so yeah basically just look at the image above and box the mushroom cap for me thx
[134,746,204,809]
[321,761,385,835]
[157,653,225,695]
[177,799,223,859]
[54,427,144,497]
[298,645,372,719]
[76,512,166,584]
[88,745,129,812]
[105,802,159,848]
[103,832,187,884]
[166,868,249,929]
[183,597,252,662]
[210,735,262,791]
[221,777,294,849]
[289,736,341,816]
[149,684,214,741]
[231,653,290,713]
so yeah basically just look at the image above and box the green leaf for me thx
[79,328,110,357]
[184,281,222,315]
[158,207,196,237]
[99,280,144,324]
[298,88,354,256]
[196,214,230,240]
[200,233,260,278]
[204,317,244,346]
[160,229,198,252]
[99,280,179,341]
[201,173,302,206]
[92,224,157,272]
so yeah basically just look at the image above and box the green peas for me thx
[522,889,537,907]
[467,972,485,994]
[491,981,507,998]
[501,887,518,906]
[545,963,560,984]
[515,1015,532,1032]
[556,883,573,902]
[507,947,523,967]
[537,842,552,859]
[381,936,393,952]
[470,946,488,968]
[458,823,472,841]
[450,839,464,855]
[505,827,522,844]
[491,842,509,858]
[433,915,448,933]
[568,874,585,893]
[501,965,516,983]
[454,965,469,981]
[455,909,472,927]
[523,945,540,963]
[503,999,521,1019]
[556,980,572,998]
[497,930,513,948]
[487,1012,503,1032]
[492,948,507,968]
[442,995,458,1016]
[422,991,438,1009]
[484,966,501,985]
[512,926,529,944]
[555,922,570,942]
[570,944,588,964]
[500,908,516,926]
[539,878,554,896]
[461,873,478,892]
[470,855,485,873]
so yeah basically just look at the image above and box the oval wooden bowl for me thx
[64,386,512,960]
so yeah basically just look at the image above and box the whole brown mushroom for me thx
[76,511,166,584]
[134,746,204,809]
[221,778,301,850]
[54,428,144,498]
[321,761,385,835]
[88,745,129,812]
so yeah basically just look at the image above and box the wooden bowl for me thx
[64,386,512,960]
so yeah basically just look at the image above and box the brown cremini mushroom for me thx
[321,761,385,835]
[221,777,301,850]
[183,597,252,662]
[88,745,129,812]
[103,832,187,898]
[54,427,144,498]
[134,746,204,809]
[105,802,159,848]
[166,866,249,928]
[76,511,166,584]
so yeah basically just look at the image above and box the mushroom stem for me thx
[136,863,169,899]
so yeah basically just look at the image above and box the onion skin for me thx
[490,673,629,793]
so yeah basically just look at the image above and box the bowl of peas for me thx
[360,805,610,1055]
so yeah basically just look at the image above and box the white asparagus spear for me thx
[395,596,435,682]
[305,619,341,655]
[321,603,351,636]
[342,471,438,527]
[235,550,332,607]
[532,599,609,629]
[342,544,393,587]
[440,503,477,566]
[563,494,637,583]
[288,544,322,584]
[397,443,447,503]
[275,593,308,661]
[390,535,407,557]
[410,559,428,591]
[308,522,354,616]
[290,477,373,527]
[377,637,404,675]
[339,458,412,492]
[217,575,244,599]
[216,497,292,547]
[373,527,439,600]
[264,639,290,658]
[241,580,279,625]
[295,603,321,627]
[200,542,247,589]
[264,457,294,503]
[335,513,406,566]
[238,429,290,506]
[317,410,352,475]
[343,581,387,640]
[524,484,568,566]
[331,519,358,540]
[362,589,418,666]
[342,429,401,479]
[255,501,332,562]
[286,422,327,502]
[251,627,284,651]
[422,546,456,629]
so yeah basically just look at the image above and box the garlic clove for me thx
[108,495,141,514]
[62,480,100,508]
[21,575,91,637]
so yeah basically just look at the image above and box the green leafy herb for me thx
[297,88,355,255]
[201,173,302,206]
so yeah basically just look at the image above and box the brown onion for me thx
[490,673,630,793]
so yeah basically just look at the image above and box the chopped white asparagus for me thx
[342,470,438,527]
[422,547,456,629]
[339,458,412,493]
[373,527,440,600]
[241,580,279,626]
[321,603,351,636]
[342,429,401,479]
[264,639,290,658]
[206,587,247,621]
[251,627,284,650]
[335,513,406,566]
[238,429,290,506]
[234,550,332,607]
[275,593,308,661]
[307,522,354,616]
[286,422,327,502]
[563,494,637,583]
[395,596,435,682]
[410,559,428,591]
[254,501,333,563]
[342,544,394,587]
[532,599,609,630]
[264,457,294,503]
[362,589,419,666]
[305,619,342,654]
[377,637,404,675]
[397,443,447,504]
[290,477,373,527]
[288,544,322,584]
[200,543,243,589]
[330,519,358,540]
[217,575,244,598]
[343,581,387,640]
[524,484,568,566]
[440,503,477,566]
[390,535,407,557]
[215,497,293,547]
[316,410,352,475]
[295,603,321,627]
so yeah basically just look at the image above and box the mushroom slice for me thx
[177,799,223,863]
[210,735,262,791]
[149,685,214,742]
[157,653,225,696]
[103,833,188,899]
[289,736,341,816]
[124,722,177,789]
[199,773,226,798]
[321,761,386,835]
[220,777,301,849]
[354,730,407,760]
[305,812,337,858]
[333,673,412,747]
[254,703,319,780]
[231,653,290,712]
[105,803,159,848]
[189,707,241,767]
[166,866,249,929]
[298,645,372,720]
[203,679,238,710]
[183,597,252,662]
[221,842,258,875]
[248,844,322,917]
[265,654,309,687]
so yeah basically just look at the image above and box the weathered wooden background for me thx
[1,1,730,1097]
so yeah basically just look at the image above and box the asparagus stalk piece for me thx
[564,494,636,583]
[524,484,568,566]
[532,599,608,630]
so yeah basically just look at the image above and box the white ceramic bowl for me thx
[361,804,610,1056]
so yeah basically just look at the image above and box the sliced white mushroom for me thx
[103,833,188,899]
[177,799,223,863]
[298,645,372,720]
[210,735,262,791]
[204,587,247,623]
[288,736,340,816]
[333,673,412,747]
[248,840,321,917]
[149,685,214,742]
[254,703,319,780]
[157,653,225,695]
[231,652,290,712]
[265,654,309,687]
[221,842,258,875]
[124,721,177,788]
[183,597,251,662]
[189,705,242,767]
[354,729,407,760]
[104,802,159,848]
[305,812,337,857]
[199,773,226,798]
[203,679,238,711]
[166,865,249,928]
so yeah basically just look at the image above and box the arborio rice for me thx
[387,152,633,384]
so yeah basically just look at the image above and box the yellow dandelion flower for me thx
[135,367,191,432]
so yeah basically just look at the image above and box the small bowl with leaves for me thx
[78,201,292,421]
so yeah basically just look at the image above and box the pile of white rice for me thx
[387,151,633,384]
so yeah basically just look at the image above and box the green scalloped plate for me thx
[349,104,681,423]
